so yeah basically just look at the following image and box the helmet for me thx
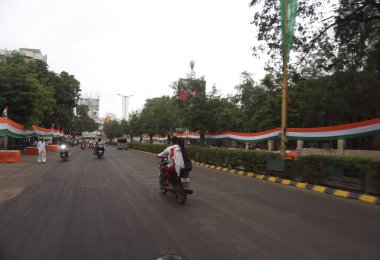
[171,136,178,144]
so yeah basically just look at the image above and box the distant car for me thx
[116,138,128,150]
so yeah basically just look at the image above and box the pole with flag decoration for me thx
[2,106,8,117]
[280,0,297,158]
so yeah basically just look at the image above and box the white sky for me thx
[0,0,266,119]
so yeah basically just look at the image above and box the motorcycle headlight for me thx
[60,144,67,149]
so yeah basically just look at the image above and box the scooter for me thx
[59,143,70,161]
[158,156,193,205]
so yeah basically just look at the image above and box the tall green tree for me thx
[49,71,81,132]
[71,105,98,136]
[0,52,54,128]
[104,120,123,140]
[126,110,143,142]
[250,0,380,73]
[140,96,181,143]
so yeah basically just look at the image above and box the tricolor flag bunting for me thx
[143,119,380,143]
[280,0,298,62]
[0,117,64,138]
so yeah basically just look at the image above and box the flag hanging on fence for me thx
[2,106,7,117]
[280,0,298,62]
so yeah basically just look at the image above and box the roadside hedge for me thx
[128,142,278,172]
[286,156,380,194]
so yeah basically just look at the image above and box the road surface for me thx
[0,146,379,260]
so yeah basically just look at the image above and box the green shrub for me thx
[128,142,166,154]
[285,156,380,194]
[129,143,278,173]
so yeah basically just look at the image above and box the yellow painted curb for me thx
[313,185,327,193]
[216,167,222,170]
[333,190,349,198]
[205,164,210,168]
[257,175,264,180]
[222,168,228,172]
[296,182,307,189]
[268,176,277,182]
[247,173,254,177]
[238,170,245,175]
[210,165,216,169]
[281,179,291,185]
[229,169,236,173]
[359,194,377,204]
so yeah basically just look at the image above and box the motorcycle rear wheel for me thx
[176,189,187,205]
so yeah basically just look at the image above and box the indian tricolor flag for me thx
[280,0,298,62]
[2,106,7,117]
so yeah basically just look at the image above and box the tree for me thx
[103,120,123,140]
[140,96,181,143]
[48,71,81,132]
[71,105,98,136]
[250,0,380,73]
[0,52,54,128]
[126,110,143,142]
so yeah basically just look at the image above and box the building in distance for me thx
[0,48,47,62]
[78,97,100,120]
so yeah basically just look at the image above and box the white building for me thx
[78,97,100,120]
[0,48,47,62]
[19,48,47,63]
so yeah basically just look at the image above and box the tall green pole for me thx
[280,0,289,158]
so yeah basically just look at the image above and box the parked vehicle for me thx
[157,156,193,205]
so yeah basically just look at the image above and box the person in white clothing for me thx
[157,136,184,188]
[37,139,47,163]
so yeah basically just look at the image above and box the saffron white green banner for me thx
[0,117,64,138]
[143,118,380,142]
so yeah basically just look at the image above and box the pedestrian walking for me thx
[37,139,47,163]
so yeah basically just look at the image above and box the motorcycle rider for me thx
[157,136,185,189]
[94,137,105,154]
[59,139,70,160]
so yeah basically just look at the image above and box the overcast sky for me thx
[0,0,266,119]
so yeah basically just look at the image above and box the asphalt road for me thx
[0,146,379,260]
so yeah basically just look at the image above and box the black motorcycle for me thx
[59,143,70,161]
[158,156,193,205]
[95,146,105,159]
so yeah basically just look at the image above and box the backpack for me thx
[182,148,192,172]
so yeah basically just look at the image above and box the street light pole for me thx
[117,94,133,120]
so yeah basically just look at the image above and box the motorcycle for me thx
[158,156,193,205]
[81,143,86,150]
[95,146,105,159]
[59,143,70,161]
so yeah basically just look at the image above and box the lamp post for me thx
[117,94,133,121]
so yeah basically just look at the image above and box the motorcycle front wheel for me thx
[159,179,168,194]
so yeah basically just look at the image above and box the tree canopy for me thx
[0,51,82,132]
[250,0,380,74]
